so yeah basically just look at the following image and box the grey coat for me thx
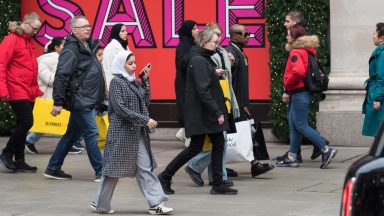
[102,75,157,178]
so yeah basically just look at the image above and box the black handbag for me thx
[251,120,270,160]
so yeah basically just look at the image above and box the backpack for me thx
[304,51,329,93]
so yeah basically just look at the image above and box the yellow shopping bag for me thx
[219,79,231,113]
[95,114,109,149]
[202,135,212,152]
[29,98,70,135]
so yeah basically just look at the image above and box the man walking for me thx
[43,16,105,181]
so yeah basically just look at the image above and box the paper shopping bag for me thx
[202,134,212,152]
[95,114,109,149]
[226,120,255,164]
[29,98,70,135]
[219,79,231,113]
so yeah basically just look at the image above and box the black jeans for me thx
[162,132,224,186]
[3,100,34,160]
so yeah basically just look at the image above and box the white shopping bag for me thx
[225,120,255,164]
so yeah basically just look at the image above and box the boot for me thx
[0,152,16,172]
[210,182,238,195]
[14,160,37,173]
[158,172,175,194]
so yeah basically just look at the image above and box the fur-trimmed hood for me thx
[285,35,319,52]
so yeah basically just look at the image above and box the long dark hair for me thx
[46,37,65,53]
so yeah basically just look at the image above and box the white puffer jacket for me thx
[37,52,59,98]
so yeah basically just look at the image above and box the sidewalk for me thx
[0,136,369,216]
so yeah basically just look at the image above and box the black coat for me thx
[53,34,105,111]
[184,47,229,137]
[174,37,195,126]
[226,42,249,112]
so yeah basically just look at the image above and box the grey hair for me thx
[70,16,87,29]
[23,12,41,23]
[195,28,216,47]
[286,9,304,23]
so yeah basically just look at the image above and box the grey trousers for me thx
[93,136,168,212]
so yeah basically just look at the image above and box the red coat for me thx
[0,32,43,101]
[283,35,319,93]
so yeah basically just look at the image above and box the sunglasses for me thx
[235,32,250,37]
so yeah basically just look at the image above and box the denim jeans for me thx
[26,132,44,144]
[161,132,224,186]
[187,132,228,182]
[47,108,102,176]
[288,91,326,154]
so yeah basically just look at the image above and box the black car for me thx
[340,123,384,216]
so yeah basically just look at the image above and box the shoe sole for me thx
[276,163,299,168]
[16,169,37,173]
[43,172,72,180]
[252,166,275,178]
[320,149,337,169]
[184,166,204,186]
[72,146,85,151]
[68,151,83,155]
[148,209,173,215]
[210,190,238,195]
[25,146,37,154]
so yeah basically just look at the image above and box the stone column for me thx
[316,0,381,146]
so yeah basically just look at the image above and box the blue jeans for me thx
[187,132,228,182]
[47,108,102,176]
[288,91,326,154]
[26,132,44,144]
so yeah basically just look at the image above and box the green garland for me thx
[0,0,20,135]
[265,0,330,140]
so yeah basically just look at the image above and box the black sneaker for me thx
[210,183,238,195]
[0,153,16,172]
[158,173,175,194]
[209,180,233,187]
[251,162,274,178]
[14,160,37,173]
[297,153,303,163]
[311,138,329,160]
[25,142,38,154]
[72,141,85,151]
[276,154,299,167]
[68,147,83,154]
[320,148,337,169]
[43,169,72,180]
[184,166,204,186]
[226,168,238,177]
[277,152,302,163]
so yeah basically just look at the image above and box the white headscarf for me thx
[111,50,136,82]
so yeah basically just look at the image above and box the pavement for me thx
[0,135,370,216]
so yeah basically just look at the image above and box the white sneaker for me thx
[90,201,115,214]
[175,128,186,142]
[184,137,191,147]
[148,202,173,215]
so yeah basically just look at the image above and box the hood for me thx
[111,50,136,81]
[285,35,319,52]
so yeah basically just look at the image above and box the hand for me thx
[243,106,251,117]
[374,101,381,111]
[140,64,151,79]
[228,52,235,62]
[51,106,63,116]
[215,68,226,77]
[282,93,290,103]
[147,118,158,128]
[218,115,224,125]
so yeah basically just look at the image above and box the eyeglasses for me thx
[28,22,40,33]
[235,32,250,37]
[73,25,92,30]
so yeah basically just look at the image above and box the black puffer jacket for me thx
[53,34,105,111]
[184,47,229,137]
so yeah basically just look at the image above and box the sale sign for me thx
[21,0,270,100]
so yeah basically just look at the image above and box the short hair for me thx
[206,22,222,34]
[195,28,216,47]
[23,12,41,23]
[286,9,304,23]
[70,16,87,29]
[377,23,384,38]
[289,24,307,40]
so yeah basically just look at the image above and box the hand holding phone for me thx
[139,63,151,79]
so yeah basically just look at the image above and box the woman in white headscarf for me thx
[91,50,173,215]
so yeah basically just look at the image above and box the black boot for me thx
[0,152,16,172]
[251,162,275,178]
[158,172,175,195]
[14,160,37,173]
[210,182,238,195]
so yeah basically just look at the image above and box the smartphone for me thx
[140,63,151,78]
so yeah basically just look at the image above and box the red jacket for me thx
[283,35,319,93]
[0,32,43,101]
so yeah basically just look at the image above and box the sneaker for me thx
[43,169,72,180]
[25,142,38,154]
[226,168,238,177]
[148,202,173,215]
[251,162,274,178]
[276,154,299,168]
[210,183,238,195]
[277,152,302,163]
[311,137,329,160]
[94,175,102,182]
[320,148,337,169]
[14,160,37,173]
[158,173,175,195]
[209,180,233,187]
[0,153,16,172]
[68,147,83,154]
[72,141,85,151]
[175,128,186,142]
[90,201,115,214]
[184,166,204,186]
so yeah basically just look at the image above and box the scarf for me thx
[109,24,128,50]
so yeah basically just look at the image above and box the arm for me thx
[0,35,16,98]
[373,51,384,103]
[286,51,306,85]
[109,79,150,126]
[38,55,55,87]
